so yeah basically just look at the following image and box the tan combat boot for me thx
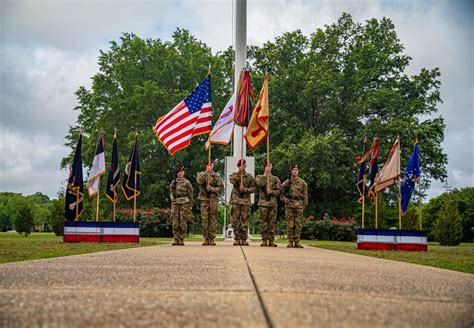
[294,241,304,248]
[209,238,216,246]
[260,240,268,247]
[172,238,179,246]
[287,241,294,248]
[202,239,209,246]
[268,241,277,247]
[241,240,249,246]
[233,239,241,246]
[179,239,185,246]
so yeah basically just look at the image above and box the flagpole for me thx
[362,175,365,228]
[96,189,100,222]
[418,179,422,230]
[75,192,79,221]
[398,137,402,230]
[375,191,378,229]
[113,201,116,222]
[266,77,270,190]
[134,172,137,223]
[208,142,211,190]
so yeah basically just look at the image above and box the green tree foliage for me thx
[62,14,446,222]
[10,197,34,236]
[432,195,463,246]
[51,197,65,236]
[425,187,473,242]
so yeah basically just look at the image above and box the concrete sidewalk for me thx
[0,241,473,327]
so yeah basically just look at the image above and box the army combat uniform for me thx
[196,171,224,245]
[229,171,256,245]
[281,177,308,248]
[255,174,281,246]
[169,177,194,245]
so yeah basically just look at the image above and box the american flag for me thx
[154,76,213,155]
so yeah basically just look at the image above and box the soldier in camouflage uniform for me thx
[255,161,281,247]
[196,160,224,246]
[229,159,255,246]
[280,164,308,248]
[169,165,194,246]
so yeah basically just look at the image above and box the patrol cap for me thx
[205,159,214,166]
[264,160,272,168]
[290,163,298,170]
[237,159,246,167]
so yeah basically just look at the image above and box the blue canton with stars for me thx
[184,76,212,113]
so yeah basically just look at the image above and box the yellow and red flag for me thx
[245,75,269,150]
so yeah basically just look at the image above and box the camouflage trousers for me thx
[285,207,303,242]
[231,204,251,240]
[259,205,277,242]
[171,203,191,240]
[200,199,218,240]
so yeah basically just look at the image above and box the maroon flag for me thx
[234,68,254,126]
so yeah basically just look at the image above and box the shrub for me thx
[13,198,34,236]
[432,196,463,246]
[51,198,65,236]
[116,208,172,237]
[301,217,358,241]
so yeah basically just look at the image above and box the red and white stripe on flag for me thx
[154,76,213,155]
[154,101,212,154]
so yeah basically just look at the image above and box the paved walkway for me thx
[0,241,473,327]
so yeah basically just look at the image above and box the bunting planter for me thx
[64,221,140,243]
[357,228,427,251]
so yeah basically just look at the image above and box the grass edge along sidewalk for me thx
[1,233,473,274]
[0,233,167,265]
[307,240,474,274]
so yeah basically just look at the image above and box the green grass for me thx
[305,240,474,274]
[0,232,168,264]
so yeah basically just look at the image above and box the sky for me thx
[0,0,473,200]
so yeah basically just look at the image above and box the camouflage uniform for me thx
[281,177,308,245]
[229,171,255,242]
[170,177,193,242]
[196,171,224,242]
[255,174,281,244]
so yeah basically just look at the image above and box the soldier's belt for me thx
[288,195,304,201]
[174,196,190,204]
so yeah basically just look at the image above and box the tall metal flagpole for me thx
[233,0,246,159]
[398,136,402,230]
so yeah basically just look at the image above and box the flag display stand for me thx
[63,221,140,243]
[356,228,427,251]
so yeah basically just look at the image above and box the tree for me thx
[51,198,65,236]
[62,14,446,222]
[432,195,463,246]
[10,197,34,236]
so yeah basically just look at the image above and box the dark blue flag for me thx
[401,143,420,214]
[121,135,141,200]
[65,133,84,221]
[106,133,120,203]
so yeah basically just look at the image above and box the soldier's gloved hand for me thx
[266,187,271,195]
[239,186,245,193]
[206,185,212,192]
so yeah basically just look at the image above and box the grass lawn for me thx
[305,240,474,274]
[0,232,169,265]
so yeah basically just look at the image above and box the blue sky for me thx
[0,0,472,199]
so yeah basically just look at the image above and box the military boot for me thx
[241,240,249,246]
[294,241,304,248]
[209,238,216,246]
[233,239,241,246]
[268,241,277,247]
[202,239,209,246]
[260,240,268,247]
[172,239,179,246]
[179,239,185,246]
[287,241,294,248]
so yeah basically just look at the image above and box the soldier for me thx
[280,164,308,248]
[229,159,255,246]
[169,165,193,246]
[255,161,281,247]
[196,160,224,246]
